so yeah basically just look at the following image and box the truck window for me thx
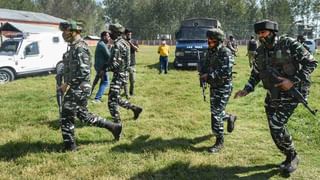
[177,28,209,40]
[25,42,39,56]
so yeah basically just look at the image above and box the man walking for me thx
[103,23,143,124]
[58,21,122,151]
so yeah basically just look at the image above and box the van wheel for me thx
[0,68,15,84]
[55,61,64,74]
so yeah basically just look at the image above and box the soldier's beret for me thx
[108,23,125,33]
[254,20,278,34]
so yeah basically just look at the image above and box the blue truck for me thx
[174,18,221,69]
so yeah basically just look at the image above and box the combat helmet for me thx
[206,28,225,42]
[108,23,125,34]
[59,20,83,31]
[254,20,278,34]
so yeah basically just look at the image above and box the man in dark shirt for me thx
[92,31,111,103]
[124,28,139,97]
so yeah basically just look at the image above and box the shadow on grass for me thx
[112,134,212,153]
[0,139,112,161]
[130,161,281,180]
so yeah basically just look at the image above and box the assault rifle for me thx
[55,62,64,116]
[268,67,317,116]
[197,50,206,102]
[91,73,101,96]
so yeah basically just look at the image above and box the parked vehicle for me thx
[0,32,67,83]
[174,18,221,69]
[304,39,317,54]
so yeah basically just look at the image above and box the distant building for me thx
[0,8,97,46]
[0,8,64,27]
[0,8,65,44]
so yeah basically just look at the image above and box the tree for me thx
[0,0,38,11]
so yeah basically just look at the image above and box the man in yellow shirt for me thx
[157,40,170,74]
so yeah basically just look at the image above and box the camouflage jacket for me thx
[201,44,234,87]
[62,38,91,86]
[104,36,130,73]
[244,36,317,95]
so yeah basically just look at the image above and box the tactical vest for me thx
[255,37,304,98]
[248,40,257,51]
[206,46,233,87]
[63,39,91,85]
[113,38,130,72]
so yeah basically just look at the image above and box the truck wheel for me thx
[55,61,64,74]
[0,68,15,84]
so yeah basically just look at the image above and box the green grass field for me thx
[0,45,319,179]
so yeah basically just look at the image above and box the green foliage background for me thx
[1,0,320,38]
[0,46,319,179]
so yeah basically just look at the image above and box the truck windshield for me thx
[176,27,209,40]
[0,40,20,55]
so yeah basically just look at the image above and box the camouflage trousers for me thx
[247,51,256,68]
[61,87,112,145]
[265,95,298,155]
[209,83,232,137]
[108,73,135,122]
[124,66,136,96]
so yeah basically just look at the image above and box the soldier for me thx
[58,21,122,151]
[123,28,139,98]
[200,28,237,153]
[226,35,238,57]
[246,35,257,68]
[234,20,317,174]
[103,23,143,123]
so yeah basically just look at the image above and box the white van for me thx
[0,32,67,83]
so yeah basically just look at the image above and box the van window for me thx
[53,37,60,43]
[25,42,39,56]
[0,40,20,54]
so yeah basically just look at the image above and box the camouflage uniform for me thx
[60,30,121,151]
[200,28,237,153]
[242,20,317,173]
[105,24,142,123]
[202,45,234,135]
[226,35,238,57]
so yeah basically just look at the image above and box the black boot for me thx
[129,86,134,96]
[227,115,237,133]
[98,120,122,141]
[63,142,77,152]
[280,151,299,174]
[208,136,224,153]
[132,106,143,120]
[107,122,122,141]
